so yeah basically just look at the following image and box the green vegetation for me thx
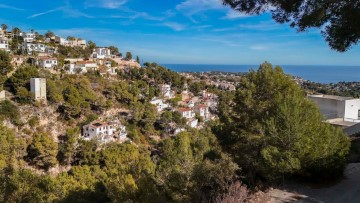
[223,0,359,52]
[26,132,58,170]
[0,122,245,202]
[0,26,354,201]
[302,81,360,98]
[215,62,350,182]
[0,50,12,76]
[0,100,21,126]
[6,65,39,103]
[125,51,132,61]
[0,50,13,90]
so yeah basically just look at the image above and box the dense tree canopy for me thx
[125,52,133,61]
[216,62,350,181]
[0,50,12,76]
[26,132,58,170]
[223,0,360,52]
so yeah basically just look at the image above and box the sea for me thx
[163,64,360,84]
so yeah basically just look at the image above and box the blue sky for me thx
[1,0,360,65]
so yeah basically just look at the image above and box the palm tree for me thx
[12,27,21,35]
[1,24,7,31]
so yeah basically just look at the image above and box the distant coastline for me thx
[163,64,360,84]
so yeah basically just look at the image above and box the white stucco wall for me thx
[30,78,46,100]
[308,96,345,119]
[308,95,360,121]
[344,99,360,121]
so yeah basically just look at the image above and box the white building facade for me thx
[82,120,128,143]
[0,37,9,51]
[38,58,58,68]
[150,98,169,112]
[93,47,111,59]
[22,32,35,43]
[23,43,46,54]
[68,61,98,74]
[30,78,47,101]
[195,104,211,120]
[308,94,360,122]
[68,39,86,48]
[178,108,195,119]
[159,84,175,99]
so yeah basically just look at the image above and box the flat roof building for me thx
[308,94,360,123]
[30,78,47,101]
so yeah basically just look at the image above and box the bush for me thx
[28,116,40,128]
[0,100,22,125]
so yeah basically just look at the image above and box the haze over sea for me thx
[163,64,360,84]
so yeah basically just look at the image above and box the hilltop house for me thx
[308,94,360,124]
[0,37,9,51]
[37,57,58,68]
[23,43,46,54]
[195,104,211,120]
[93,47,111,59]
[54,36,68,46]
[178,107,195,119]
[21,32,35,43]
[45,46,57,54]
[82,120,128,143]
[150,98,169,112]
[68,61,98,74]
[159,84,175,99]
[67,38,86,48]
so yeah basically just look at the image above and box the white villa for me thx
[67,38,86,48]
[21,32,35,43]
[82,120,128,143]
[178,107,195,119]
[308,94,360,123]
[37,57,58,68]
[68,61,98,74]
[159,84,175,99]
[150,98,169,112]
[55,36,68,46]
[0,37,9,51]
[195,104,211,120]
[93,47,111,59]
[23,43,46,54]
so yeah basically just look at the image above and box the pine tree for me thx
[26,132,58,170]
[216,62,350,181]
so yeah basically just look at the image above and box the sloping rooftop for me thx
[178,107,192,112]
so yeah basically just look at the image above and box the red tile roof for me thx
[178,107,192,112]
[197,104,208,109]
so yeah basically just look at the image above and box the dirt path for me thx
[267,163,360,203]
